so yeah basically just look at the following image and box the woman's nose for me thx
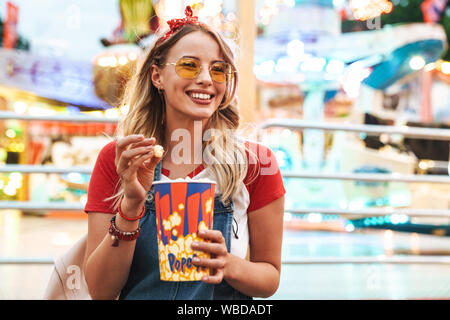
[196,65,213,85]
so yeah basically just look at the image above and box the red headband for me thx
[161,6,200,42]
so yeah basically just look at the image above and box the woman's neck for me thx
[164,117,209,167]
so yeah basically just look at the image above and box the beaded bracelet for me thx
[118,196,145,221]
[109,215,141,247]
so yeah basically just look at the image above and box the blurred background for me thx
[0,0,449,299]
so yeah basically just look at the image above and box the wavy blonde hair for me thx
[112,23,257,206]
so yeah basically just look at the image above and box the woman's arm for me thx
[226,195,284,297]
[192,195,284,298]
[83,135,161,299]
[84,202,142,300]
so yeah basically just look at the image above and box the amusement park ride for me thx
[252,0,449,234]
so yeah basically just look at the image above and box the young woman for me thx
[83,7,285,300]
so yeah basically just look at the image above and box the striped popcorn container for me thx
[152,179,216,281]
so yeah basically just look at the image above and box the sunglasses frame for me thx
[164,57,236,83]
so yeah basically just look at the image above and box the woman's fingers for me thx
[129,137,156,150]
[116,145,155,174]
[192,255,225,270]
[201,269,224,284]
[122,145,154,161]
[115,135,156,166]
[191,229,228,284]
[142,151,163,170]
[128,150,155,171]
[191,241,228,256]
[191,254,225,284]
[191,230,227,256]
[115,135,144,162]
[198,230,226,245]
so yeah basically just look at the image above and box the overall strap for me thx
[153,161,162,182]
[145,161,162,204]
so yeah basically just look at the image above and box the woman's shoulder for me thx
[241,139,281,183]
[99,140,116,158]
[85,140,119,214]
[92,140,117,175]
[242,139,278,168]
[240,139,286,212]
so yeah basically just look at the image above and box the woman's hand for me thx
[191,229,229,284]
[115,135,162,208]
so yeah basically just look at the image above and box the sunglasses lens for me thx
[210,62,231,83]
[175,58,200,79]
[174,58,231,83]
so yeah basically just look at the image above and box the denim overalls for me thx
[119,162,252,300]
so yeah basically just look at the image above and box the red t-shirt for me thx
[84,140,285,214]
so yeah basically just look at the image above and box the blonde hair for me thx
[110,23,257,207]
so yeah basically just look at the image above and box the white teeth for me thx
[190,92,211,100]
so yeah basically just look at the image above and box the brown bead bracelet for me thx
[109,215,141,247]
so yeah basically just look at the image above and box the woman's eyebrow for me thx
[181,55,199,60]
[181,55,226,63]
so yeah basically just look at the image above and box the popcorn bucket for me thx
[152,179,216,281]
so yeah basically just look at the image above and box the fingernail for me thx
[192,257,199,263]
[202,276,209,281]
[198,230,205,236]
[191,242,198,248]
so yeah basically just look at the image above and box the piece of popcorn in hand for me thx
[154,145,164,158]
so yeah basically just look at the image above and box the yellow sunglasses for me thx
[165,57,234,83]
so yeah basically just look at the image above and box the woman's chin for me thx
[168,102,219,122]
[185,107,216,120]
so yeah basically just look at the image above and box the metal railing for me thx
[261,118,450,266]
[282,256,450,265]
[0,164,92,174]
[0,111,119,123]
[282,171,450,184]
[259,118,450,140]
[0,115,449,266]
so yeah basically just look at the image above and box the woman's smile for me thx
[186,89,216,105]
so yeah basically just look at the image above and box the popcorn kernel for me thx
[154,145,164,158]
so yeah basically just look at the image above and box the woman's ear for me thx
[150,64,163,89]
